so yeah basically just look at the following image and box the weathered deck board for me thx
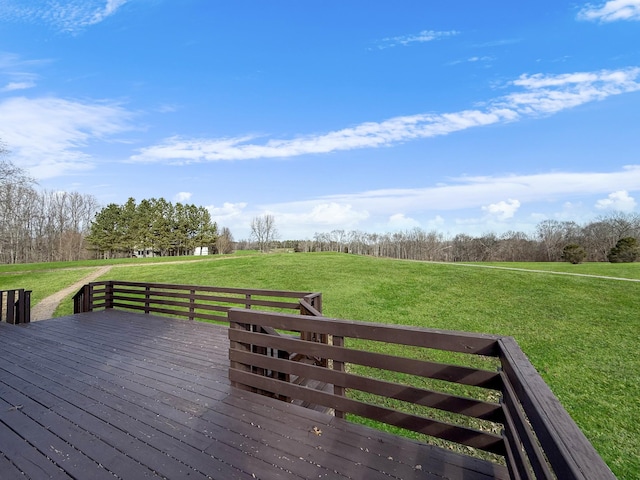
[0,311,509,479]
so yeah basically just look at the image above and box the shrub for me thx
[608,237,639,263]
[561,244,587,264]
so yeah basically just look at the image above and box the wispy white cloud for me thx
[595,190,637,211]
[90,0,129,25]
[0,52,49,91]
[206,202,248,225]
[131,67,640,165]
[303,203,370,225]
[467,56,493,63]
[174,192,192,203]
[449,56,494,66]
[376,29,459,49]
[155,103,180,113]
[0,1,129,33]
[0,96,134,178]
[388,213,421,229]
[500,68,640,114]
[1,81,36,92]
[473,38,522,48]
[578,0,640,22]
[482,199,521,220]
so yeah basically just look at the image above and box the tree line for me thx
[0,156,99,264]
[0,152,232,263]
[253,213,640,263]
[87,198,219,258]
[2,140,637,264]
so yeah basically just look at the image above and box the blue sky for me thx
[1,1,639,240]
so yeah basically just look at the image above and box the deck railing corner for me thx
[1,288,31,324]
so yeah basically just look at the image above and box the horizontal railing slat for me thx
[230,309,501,356]
[229,327,501,389]
[90,280,313,298]
[229,367,506,455]
[112,295,231,313]
[111,302,226,321]
[230,348,504,421]
[109,297,298,317]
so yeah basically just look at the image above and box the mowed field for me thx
[1,252,638,478]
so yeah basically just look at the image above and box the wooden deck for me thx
[0,310,508,480]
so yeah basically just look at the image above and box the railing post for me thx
[105,281,114,309]
[144,286,151,314]
[245,294,251,309]
[312,294,322,314]
[252,324,267,376]
[299,296,328,367]
[73,289,80,313]
[275,347,291,402]
[229,317,253,392]
[333,335,345,418]
[16,289,23,324]
[73,285,86,313]
[189,289,196,320]
[16,289,30,324]
[6,290,15,325]
[23,290,31,323]
[83,284,92,312]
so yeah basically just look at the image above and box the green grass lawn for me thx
[0,267,96,306]
[1,252,638,478]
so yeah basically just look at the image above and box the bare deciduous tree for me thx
[0,148,100,263]
[250,214,278,252]
[216,227,235,254]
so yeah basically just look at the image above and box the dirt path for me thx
[30,266,113,321]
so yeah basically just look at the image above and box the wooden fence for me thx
[228,308,615,480]
[0,289,31,324]
[73,280,322,320]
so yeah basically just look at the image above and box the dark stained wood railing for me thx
[228,308,615,480]
[68,281,614,478]
[0,288,31,324]
[73,280,322,321]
